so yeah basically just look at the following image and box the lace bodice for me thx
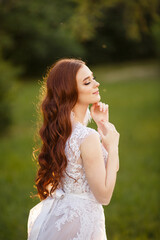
[61,122,108,195]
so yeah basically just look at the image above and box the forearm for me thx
[104,147,119,204]
[102,138,119,172]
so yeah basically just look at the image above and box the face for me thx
[76,64,100,105]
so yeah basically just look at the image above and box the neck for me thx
[72,103,88,125]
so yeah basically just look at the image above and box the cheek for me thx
[78,87,100,104]
[79,84,93,94]
[78,87,92,100]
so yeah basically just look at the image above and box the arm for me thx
[104,146,119,204]
[80,133,118,206]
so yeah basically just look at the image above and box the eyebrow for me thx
[83,72,93,82]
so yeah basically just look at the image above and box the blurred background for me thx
[0,0,159,239]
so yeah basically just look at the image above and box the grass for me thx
[0,61,159,239]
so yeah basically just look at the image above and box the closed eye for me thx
[84,76,96,85]
[84,82,91,85]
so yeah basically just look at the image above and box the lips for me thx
[93,90,99,94]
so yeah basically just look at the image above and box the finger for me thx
[97,102,100,106]
[107,105,109,122]
[101,120,115,131]
[105,104,109,122]
[108,122,116,131]
[91,102,100,110]
[100,102,103,111]
[90,103,96,112]
[102,103,106,112]
[103,104,107,112]
[103,121,118,134]
[104,104,108,112]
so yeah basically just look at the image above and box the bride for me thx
[27,58,120,240]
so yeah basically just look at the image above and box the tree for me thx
[0,0,159,75]
[70,0,160,63]
[0,0,84,75]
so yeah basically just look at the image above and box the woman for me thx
[27,58,120,240]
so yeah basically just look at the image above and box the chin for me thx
[95,95,101,102]
[91,96,101,104]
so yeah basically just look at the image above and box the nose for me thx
[94,80,100,87]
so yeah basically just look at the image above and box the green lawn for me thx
[0,62,159,239]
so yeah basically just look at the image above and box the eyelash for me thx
[84,76,96,85]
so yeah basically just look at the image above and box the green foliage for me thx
[0,55,22,135]
[152,18,160,59]
[0,0,159,75]
[71,0,159,42]
[0,0,85,75]
[82,0,160,64]
[68,0,117,41]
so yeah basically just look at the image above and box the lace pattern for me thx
[62,122,108,195]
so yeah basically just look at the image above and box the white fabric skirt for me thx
[27,189,107,240]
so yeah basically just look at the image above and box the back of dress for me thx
[27,122,108,240]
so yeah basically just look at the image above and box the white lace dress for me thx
[27,122,108,240]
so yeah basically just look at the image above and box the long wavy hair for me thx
[34,58,85,200]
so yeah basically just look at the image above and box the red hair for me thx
[34,58,85,200]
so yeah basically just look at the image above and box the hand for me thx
[90,102,109,125]
[97,120,120,151]
[98,120,120,172]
